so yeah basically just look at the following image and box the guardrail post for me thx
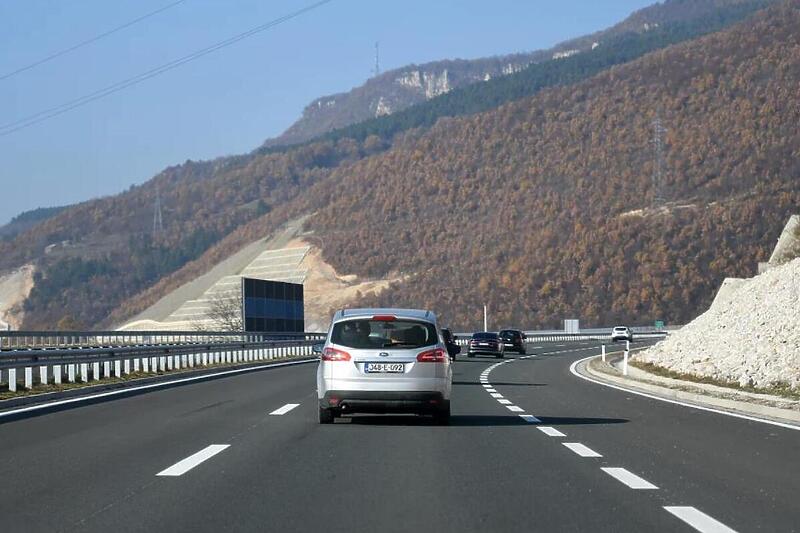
[68,364,75,383]
[167,355,173,371]
[159,356,166,372]
[54,365,62,384]
[623,350,629,376]
[114,360,122,378]
[39,366,47,386]
[601,344,606,362]
[124,359,131,375]
[92,362,100,380]
[142,357,149,373]
[103,361,111,378]
[80,363,88,382]
[24,367,33,389]
[8,368,16,392]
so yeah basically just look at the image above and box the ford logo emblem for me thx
[378,352,389,357]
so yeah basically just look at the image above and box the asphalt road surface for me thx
[1,339,798,532]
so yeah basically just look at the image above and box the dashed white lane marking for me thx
[538,426,565,437]
[562,442,602,458]
[157,444,230,477]
[506,405,524,412]
[490,392,503,398]
[519,414,541,423]
[269,403,300,415]
[664,507,738,533]
[486,388,497,393]
[498,399,512,405]
[601,467,658,489]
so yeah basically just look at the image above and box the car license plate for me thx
[364,362,404,373]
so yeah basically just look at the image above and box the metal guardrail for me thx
[0,337,321,393]
[453,331,668,345]
[0,330,326,350]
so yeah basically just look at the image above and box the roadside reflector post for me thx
[601,344,606,362]
[626,340,630,351]
[623,350,629,376]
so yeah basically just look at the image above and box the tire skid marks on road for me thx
[479,353,740,533]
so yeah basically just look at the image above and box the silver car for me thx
[316,308,452,424]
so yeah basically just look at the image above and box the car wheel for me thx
[496,353,503,359]
[319,406,335,424]
[433,401,450,425]
[468,353,475,358]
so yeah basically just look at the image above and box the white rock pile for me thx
[636,257,800,390]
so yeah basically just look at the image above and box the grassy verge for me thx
[0,354,310,401]
[629,360,800,402]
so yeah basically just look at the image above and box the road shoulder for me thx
[574,353,800,429]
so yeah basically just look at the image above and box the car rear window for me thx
[472,332,498,340]
[499,330,520,338]
[331,319,438,349]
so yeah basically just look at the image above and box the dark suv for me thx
[499,329,526,354]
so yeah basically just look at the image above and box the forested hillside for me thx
[301,1,800,329]
[2,0,795,330]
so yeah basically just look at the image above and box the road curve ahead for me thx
[0,340,797,532]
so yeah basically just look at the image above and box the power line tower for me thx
[651,113,667,207]
[373,41,380,77]
[153,185,164,238]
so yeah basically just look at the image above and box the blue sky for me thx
[0,0,654,225]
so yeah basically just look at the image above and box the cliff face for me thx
[263,0,776,148]
[263,54,543,147]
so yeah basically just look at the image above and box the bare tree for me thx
[205,290,243,331]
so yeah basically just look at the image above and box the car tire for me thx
[319,406,335,424]
[518,348,526,355]
[468,352,475,358]
[496,353,503,359]
[433,402,450,425]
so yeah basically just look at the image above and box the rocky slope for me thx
[636,257,800,390]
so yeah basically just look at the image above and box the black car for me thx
[499,329,526,354]
[441,328,460,361]
[468,332,505,358]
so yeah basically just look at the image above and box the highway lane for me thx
[0,340,797,532]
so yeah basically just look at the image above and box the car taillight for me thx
[322,347,351,361]
[417,348,446,363]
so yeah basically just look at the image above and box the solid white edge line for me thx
[0,358,317,419]
[269,403,300,415]
[157,444,230,477]
[563,442,602,457]
[601,467,658,489]
[569,355,800,432]
[537,426,565,436]
[663,506,738,533]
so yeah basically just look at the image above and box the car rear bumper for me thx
[468,346,503,354]
[320,390,446,413]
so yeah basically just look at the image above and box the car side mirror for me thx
[312,343,324,354]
